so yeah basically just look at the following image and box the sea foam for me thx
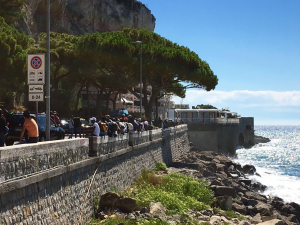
[234,125,300,204]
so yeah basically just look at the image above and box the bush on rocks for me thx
[122,169,214,214]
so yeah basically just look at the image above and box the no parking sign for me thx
[28,54,45,102]
[28,54,45,84]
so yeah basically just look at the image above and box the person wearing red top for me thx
[19,110,39,144]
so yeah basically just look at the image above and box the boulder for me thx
[140,207,150,214]
[216,196,232,210]
[99,192,120,208]
[257,219,284,225]
[214,154,233,167]
[210,180,224,186]
[239,220,251,225]
[216,163,227,172]
[232,203,247,215]
[242,164,256,175]
[149,202,166,219]
[241,197,258,206]
[215,186,236,197]
[251,213,263,224]
[239,179,252,185]
[115,197,137,213]
[244,191,267,202]
[262,215,278,222]
[203,169,214,177]
[210,215,222,225]
[254,203,274,216]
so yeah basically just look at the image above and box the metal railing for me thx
[181,118,240,125]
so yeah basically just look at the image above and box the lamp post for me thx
[132,41,142,119]
[46,0,51,141]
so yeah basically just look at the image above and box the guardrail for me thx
[181,118,240,125]
[89,124,188,156]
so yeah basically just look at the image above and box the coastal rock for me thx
[239,220,251,225]
[241,197,258,207]
[215,186,236,197]
[99,192,120,208]
[242,165,256,175]
[254,203,273,216]
[232,203,247,215]
[257,219,284,225]
[244,192,267,202]
[214,155,233,167]
[216,196,232,210]
[254,135,271,145]
[251,213,263,224]
[17,0,156,39]
[115,197,137,213]
[210,215,222,225]
[261,215,278,222]
[149,202,166,219]
[239,179,252,185]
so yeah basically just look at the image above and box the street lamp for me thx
[46,0,51,140]
[132,41,142,119]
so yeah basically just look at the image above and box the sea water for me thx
[234,126,300,204]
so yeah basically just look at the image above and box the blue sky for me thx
[141,0,300,125]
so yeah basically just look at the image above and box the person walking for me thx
[68,115,74,139]
[0,109,6,147]
[73,116,81,138]
[19,110,39,144]
[91,117,100,136]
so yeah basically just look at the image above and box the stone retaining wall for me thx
[0,125,189,225]
[0,139,89,183]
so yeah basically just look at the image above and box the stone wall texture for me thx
[187,117,254,155]
[0,125,189,225]
[16,0,156,40]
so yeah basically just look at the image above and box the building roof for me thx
[175,109,219,112]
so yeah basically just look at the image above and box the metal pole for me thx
[36,102,38,125]
[140,43,142,119]
[46,0,50,141]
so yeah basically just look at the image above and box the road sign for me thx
[29,93,44,102]
[29,85,44,93]
[28,54,45,84]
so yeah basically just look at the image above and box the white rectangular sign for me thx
[29,93,44,102]
[29,85,44,93]
[28,54,45,84]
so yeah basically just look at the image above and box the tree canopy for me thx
[0,26,218,120]
[0,16,31,106]
[0,0,24,24]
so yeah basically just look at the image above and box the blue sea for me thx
[234,126,300,204]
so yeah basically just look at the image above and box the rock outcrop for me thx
[16,0,156,39]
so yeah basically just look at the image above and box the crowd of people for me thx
[68,114,151,138]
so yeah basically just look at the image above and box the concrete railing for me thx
[89,134,129,156]
[0,125,188,183]
[90,124,188,156]
[0,139,89,184]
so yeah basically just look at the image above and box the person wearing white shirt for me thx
[91,117,100,136]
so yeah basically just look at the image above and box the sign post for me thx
[28,54,45,125]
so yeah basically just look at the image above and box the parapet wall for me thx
[188,117,254,155]
[0,125,189,225]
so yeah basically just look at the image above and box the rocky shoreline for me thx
[91,147,299,225]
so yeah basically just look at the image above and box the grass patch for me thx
[122,169,214,214]
[155,162,167,171]
[224,210,244,220]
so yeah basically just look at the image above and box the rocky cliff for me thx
[16,0,155,39]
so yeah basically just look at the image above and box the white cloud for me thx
[172,90,300,107]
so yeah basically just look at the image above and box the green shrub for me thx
[125,172,213,214]
[155,162,167,171]
[224,210,244,220]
